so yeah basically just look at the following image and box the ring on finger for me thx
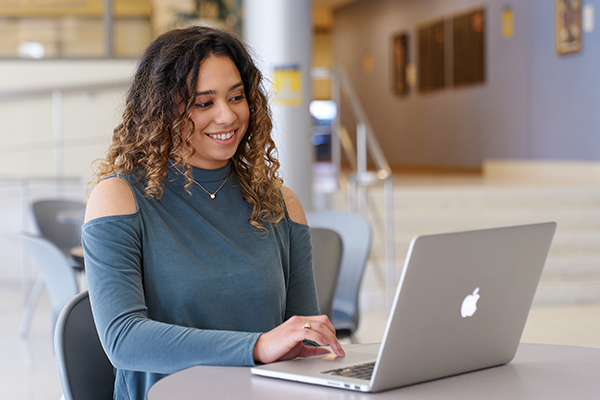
[303,322,311,330]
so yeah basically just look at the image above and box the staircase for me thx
[325,163,600,312]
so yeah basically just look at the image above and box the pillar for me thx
[242,0,313,209]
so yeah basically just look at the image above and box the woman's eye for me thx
[230,95,245,102]
[195,101,212,109]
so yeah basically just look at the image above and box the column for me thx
[242,0,313,209]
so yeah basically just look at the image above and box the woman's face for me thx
[179,54,250,169]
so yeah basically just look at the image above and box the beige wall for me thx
[0,60,136,181]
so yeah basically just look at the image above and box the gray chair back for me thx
[310,227,343,320]
[20,233,79,336]
[306,211,372,341]
[55,290,114,400]
[32,199,86,263]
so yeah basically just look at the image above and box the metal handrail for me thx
[0,80,130,102]
[311,67,396,311]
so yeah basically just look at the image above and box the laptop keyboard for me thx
[321,361,375,380]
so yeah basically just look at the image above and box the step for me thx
[534,281,600,305]
[363,185,600,210]
[390,208,600,233]
[543,257,600,280]
[368,234,600,268]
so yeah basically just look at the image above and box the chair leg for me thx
[19,275,45,339]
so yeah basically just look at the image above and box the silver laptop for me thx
[251,222,557,392]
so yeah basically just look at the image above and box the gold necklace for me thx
[172,164,231,200]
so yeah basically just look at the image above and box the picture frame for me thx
[555,0,582,55]
[392,33,409,95]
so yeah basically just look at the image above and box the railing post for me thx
[52,89,65,197]
[331,70,342,179]
[312,66,396,314]
[348,175,357,213]
[104,0,114,57]
[384,175,395,311]
[21,179,31,304]
[356,122,368,217]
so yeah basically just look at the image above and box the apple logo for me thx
[461,287,480,318]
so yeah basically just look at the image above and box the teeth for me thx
[209,131,234,140]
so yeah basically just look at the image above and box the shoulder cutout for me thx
[281,186,308,225]
[85,177,137,223]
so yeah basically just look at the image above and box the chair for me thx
[19,233,79,339]
[306,211,372,342]
[55,290,115,400]
[310,227,343,320]
[31,199,86,269]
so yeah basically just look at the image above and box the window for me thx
[0,0,242,59]
[0,0,152,58]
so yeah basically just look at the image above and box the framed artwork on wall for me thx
[452,7,485,87]
[555,0,582,55]
[392,33,409,95]
[418,19,445,92]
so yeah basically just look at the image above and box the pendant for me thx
[210,194,216,199]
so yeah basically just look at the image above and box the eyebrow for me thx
[195,82,244,97]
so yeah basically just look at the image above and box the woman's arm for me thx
[83,178,261,373]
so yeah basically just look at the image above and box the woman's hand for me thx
[253,315,346,364]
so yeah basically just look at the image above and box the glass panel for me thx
[114,18,152,57]
[0,0,152,59]
[0,0,243,59]
[0,18,19,57]
[60,17,104,57]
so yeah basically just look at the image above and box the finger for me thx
[309,315,337,335]
[300,323,345,357]
[300,346,332,358]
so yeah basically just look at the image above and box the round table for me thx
[147,343,600,399]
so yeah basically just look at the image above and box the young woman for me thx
[82,26,344,400]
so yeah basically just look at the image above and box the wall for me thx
[0,60,137,181]
[332,0,600,168]
[529,0,600,159]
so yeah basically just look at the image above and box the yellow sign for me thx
[273,66,302,106]
[363,50,374,75]
[502,7,514,38]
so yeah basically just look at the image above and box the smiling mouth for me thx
[207,131,235,141]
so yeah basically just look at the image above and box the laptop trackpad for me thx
[300,343,380,369]
[323,343,380,361]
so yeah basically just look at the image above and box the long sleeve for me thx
[83,215,261,375]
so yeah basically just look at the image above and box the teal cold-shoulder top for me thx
[81,162,319,400]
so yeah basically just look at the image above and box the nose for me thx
[214,101,236,126]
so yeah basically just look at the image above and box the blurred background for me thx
[1,0,599,399]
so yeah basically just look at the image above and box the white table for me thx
[147,343,600,399]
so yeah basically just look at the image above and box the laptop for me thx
[251,222,557,392]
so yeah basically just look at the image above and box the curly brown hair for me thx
[92,26,285,229]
